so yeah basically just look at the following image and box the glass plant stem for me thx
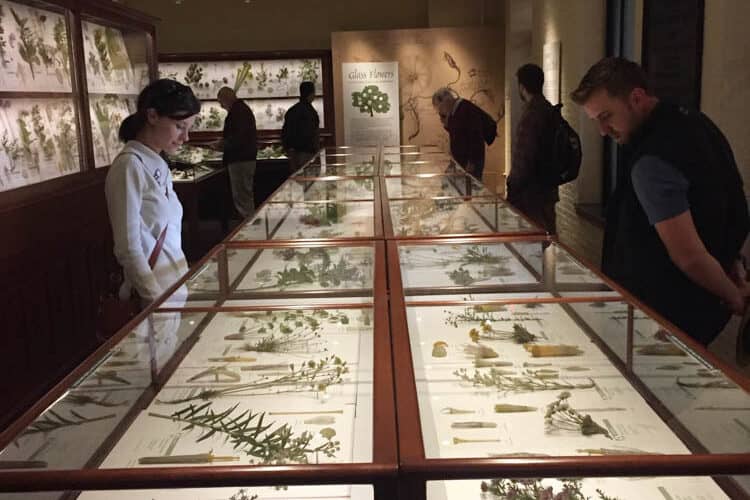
[138,452,239,465]
[269,409,343,416]
[441,407,475,415]
[208,356,257,363]
[452,437,501,444]
[451,421,497,429]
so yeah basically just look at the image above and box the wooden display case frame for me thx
[387,235,750,500]
[0,239,397,497]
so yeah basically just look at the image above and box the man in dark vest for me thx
[508,63,559,234]
[432,87,496,180]
[571,57,749,345]
[282,81,320,174]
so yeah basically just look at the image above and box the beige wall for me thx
[121,0,430,52]
[332,26,506,191]
[701,0,750,195]
[507,0,606,264]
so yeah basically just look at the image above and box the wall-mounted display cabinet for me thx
[0,0,156,194]
[158,51,333,138]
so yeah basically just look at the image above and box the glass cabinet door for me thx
[0,0,81,191]
[81,17,150,167]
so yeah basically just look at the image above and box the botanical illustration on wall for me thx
[0,0,72,92]
[89,95,135,167]
[160,58,323,100]
[82,21,147,95]
[0,97,79,191]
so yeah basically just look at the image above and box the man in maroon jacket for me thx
[432,87,496,180]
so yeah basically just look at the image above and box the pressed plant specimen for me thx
[93,28,111,76]
[444,305,509,328]
[184,63,204,86]
[276,66,289,83]
[299,202,348,226]
[93,96,121,162]
[0,5,8,68]
[298,59,319,83]
[469,322,536,344]
[480,478,620,500]
[158,356,348,405]
[432,341,448,357]
[20,410,116,439]
[52,17,69,80]
[17,109,40,174]
[1,131,21,181]
[87,51,101,76]
[148,402,340,464]
[351,85,390,117]
[242,328,323,354]
[455,367,595,393]
[11,8,39,79]
[544,391,611,439]
[256,63,268,91]
[31,105,54,161]
[229,489,258,500]
[233,62,253,92]
[205,107,224,129]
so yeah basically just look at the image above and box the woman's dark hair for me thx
[119,79,201,142]
[516,64,544,95]
[299,81,315,99]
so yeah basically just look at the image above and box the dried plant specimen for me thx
[494,403,537,413]
[20,410,115,439]
[544,391,611,439]
[149,403,340,465]
[480,478,620,500]
[11,8,39,79]
[0,5,8,68]
[93,28,111,75]
[157,356,348,404]
[432,341,448,357]
[469,322,536,344]
[524,344,583,357]
[298,59,319,83]
[455,368,595,393]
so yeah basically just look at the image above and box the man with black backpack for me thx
[508,64,581,234]
[432,87,497,180]
[571,57,749,346]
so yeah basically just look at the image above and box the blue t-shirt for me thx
[631,155,690,225]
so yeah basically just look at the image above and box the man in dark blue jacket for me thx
[571,57,749,345]
[282,81,320,173]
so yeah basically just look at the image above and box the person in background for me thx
[432,87,496,180]
[282,81,320,173]
[507,63,559,234]
[571,57,749,345]
[217,86,257,218]
[106,78,200,306]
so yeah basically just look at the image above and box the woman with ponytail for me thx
[104,79,200,311]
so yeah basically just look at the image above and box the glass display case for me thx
[0,240,396,499]
[387,237,750,500]
[2,143,748,500]
[167,144,223,183]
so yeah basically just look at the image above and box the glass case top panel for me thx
[427,477,737,500]
[404,299,750,461]
[382,159,463,176]
[82,20,150,95]
[0,97,80,191]
[385,175,491,199]
[63,485,376,500]
[175,243,376,301]
[397,240,613,295]
[382,144,443,154]
[159,59,324,100]
[0,0,73,92]
[270,178,376,203]
[231,201,376,241]
[389,198,538,238]
[1,305,375,471]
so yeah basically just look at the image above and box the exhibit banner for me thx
[342,62,400,145]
